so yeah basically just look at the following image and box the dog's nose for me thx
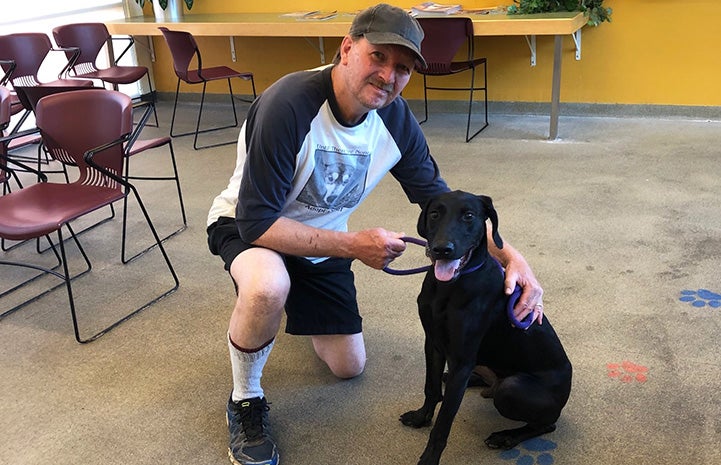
[432,242,455,258]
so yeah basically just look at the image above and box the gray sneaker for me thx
[226,396,279,465]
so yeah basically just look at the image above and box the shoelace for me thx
[239,401,270,440]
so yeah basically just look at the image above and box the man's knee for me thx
[230,248,290,312]
[312,333,366,379]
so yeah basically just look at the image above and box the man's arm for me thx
[252,217,407,269]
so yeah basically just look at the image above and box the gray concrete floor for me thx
[1,99,720,465]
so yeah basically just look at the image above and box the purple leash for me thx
[382,236,431,276]
[383,236,534,329]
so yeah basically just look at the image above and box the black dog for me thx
[400,191,572,465]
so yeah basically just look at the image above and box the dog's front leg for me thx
[400,337,445,428]
[418,362,475,465]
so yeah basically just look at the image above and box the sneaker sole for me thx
[227,447,279,465]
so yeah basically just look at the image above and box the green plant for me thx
[507,0,612,26]
[135,0,194,10]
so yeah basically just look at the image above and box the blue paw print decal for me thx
[679,289,721,308]
[499,437,557,465]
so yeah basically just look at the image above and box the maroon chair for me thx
[0,89,178,343]
[0,32,93,147]
[121,100,187,263]
[415,17,488,142]
[159,27,256,150]
[52,23,158,125]
[13,84,186,261]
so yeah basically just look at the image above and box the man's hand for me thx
[504,254,544,326]
[488,235,544,327]
[351,228,407,269]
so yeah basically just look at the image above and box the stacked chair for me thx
[0,89,179,343]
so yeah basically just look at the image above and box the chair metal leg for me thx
[1,171,26,252]
[168,77,245,150]
[1,199,179,343]
[419,75,430,125]
[0,225,91,321]
[169,78,183,140]
[121,140,187,264]
[465,62,489,143]
[417,62,489,142]
[192,79,240,150]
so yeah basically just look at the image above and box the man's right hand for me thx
[351,228,407,269]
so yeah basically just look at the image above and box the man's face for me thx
[342,37,416,111]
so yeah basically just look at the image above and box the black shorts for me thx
[207,216,362,335]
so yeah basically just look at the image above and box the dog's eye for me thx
[429,211,440,221]
[463,212,475,222]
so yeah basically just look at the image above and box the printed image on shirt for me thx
[297,149,369,211]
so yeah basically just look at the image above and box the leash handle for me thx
[398,236,427,247]
[382,236,431,276]
[506,284,534,329]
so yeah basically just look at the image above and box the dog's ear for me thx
[416,199,432,239]
[479,195,503,249]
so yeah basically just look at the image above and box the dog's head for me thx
[417,190,503,282]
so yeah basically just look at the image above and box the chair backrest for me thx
[158,27,201,82]
[14,84,96,113]
[0,33,53,86]
[416,17,475,74]
[52,23,110,73]
[35,89,131,184]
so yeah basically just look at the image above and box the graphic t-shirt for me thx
[207,65,448,261]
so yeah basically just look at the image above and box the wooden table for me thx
[106,12,587,140]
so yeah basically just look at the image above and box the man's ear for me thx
[479,195,503,249]
[338,35,354,65]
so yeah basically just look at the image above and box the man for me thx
[206,4,545,465]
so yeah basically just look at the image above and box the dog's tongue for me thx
[434,259,460,282]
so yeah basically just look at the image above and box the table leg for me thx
[549,34,563,140]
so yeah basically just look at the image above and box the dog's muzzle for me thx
[430,246,475,282]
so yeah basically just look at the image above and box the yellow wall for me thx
[147,0,721,107]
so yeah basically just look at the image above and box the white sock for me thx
[228,333,274,403]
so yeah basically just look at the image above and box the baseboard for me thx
[408,99,721,120]
[155,92,721,121]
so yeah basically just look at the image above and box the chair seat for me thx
[7,132,41,150]
[78,66,149,85]
[126,136,171,156]
[186,66,253,84]
[421,58,487,76]
[9,94,24,115]
[45,78,95,88]
[0,182,124,240]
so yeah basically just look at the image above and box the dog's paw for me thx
[400,409,432,428]
[485,424,556,450]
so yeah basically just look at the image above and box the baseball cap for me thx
[349,3,427,68]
